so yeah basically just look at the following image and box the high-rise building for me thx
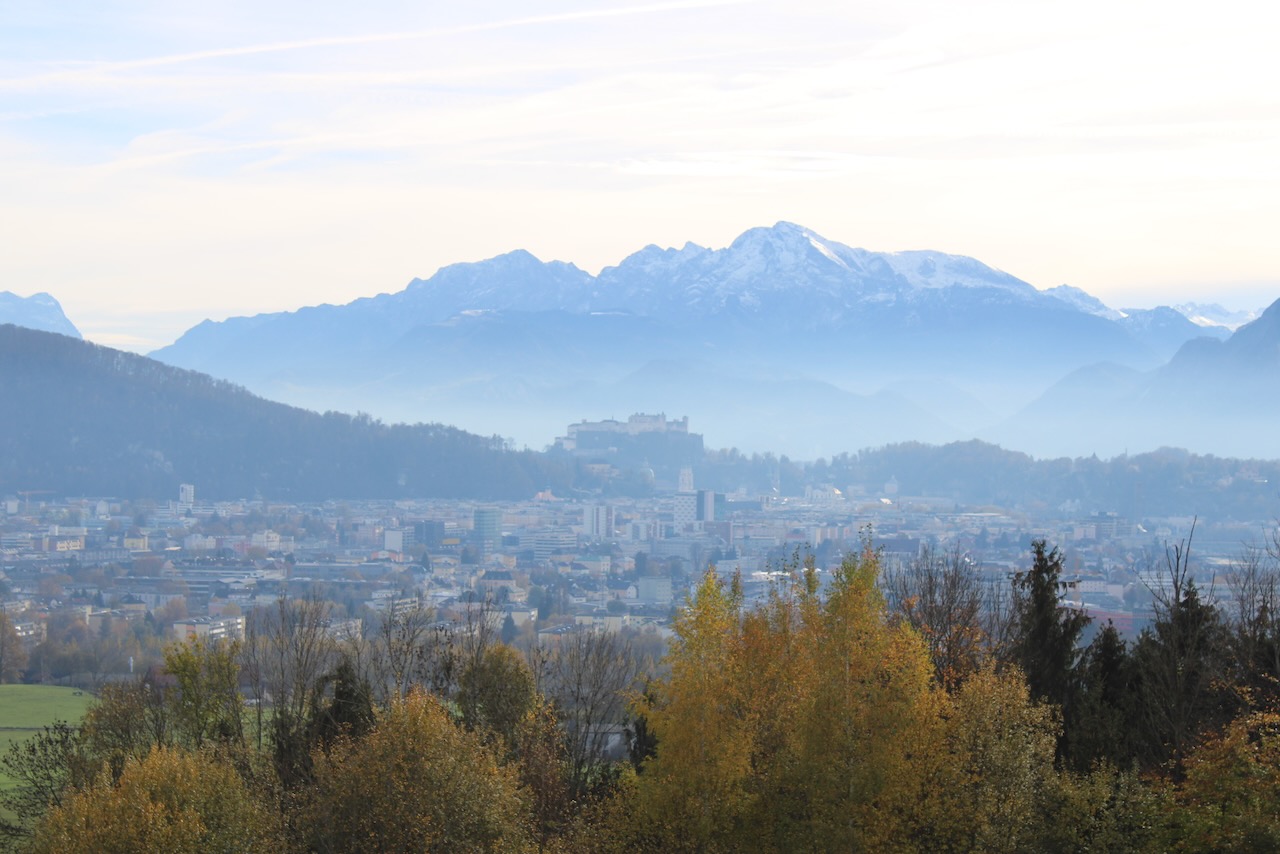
[585,504,614,540]
[473,507,502,556]
[414,519,447,549]
[678,466,695,493]
[673,492,697,530]
[697,489,716,522]
[179,483,195,505]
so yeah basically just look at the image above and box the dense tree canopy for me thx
[29,747,280,854]
[299,691,531,854]
[8,536,1280,852]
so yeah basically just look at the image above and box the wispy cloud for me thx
[1,0,751,87]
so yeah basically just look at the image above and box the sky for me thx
[1,0,1276,351]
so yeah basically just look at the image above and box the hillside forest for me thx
[7,323,1280,525]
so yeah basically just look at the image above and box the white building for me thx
[584,504,615,540]
[173,615,246,643]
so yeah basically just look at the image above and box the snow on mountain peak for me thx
[880,250,1036,298]
[1045,285,1124,320]
[806,234,850,270]
[0,291,82,338]
[1173,302,1260,331]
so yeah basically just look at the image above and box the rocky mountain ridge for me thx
[141,222,1267,458]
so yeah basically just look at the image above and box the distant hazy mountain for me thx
[1174,302,1261,331]
[1116,306,1229,358]
[0,292,80,338]
[151,223,1239,458]
[0,324,572,500]
[991,298,1280,459]
[1157,297,1280,386]
[11,319,1280,513]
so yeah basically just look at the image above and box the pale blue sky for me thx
[2,0,1276,350]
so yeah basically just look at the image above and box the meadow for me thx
[0,685,93,792]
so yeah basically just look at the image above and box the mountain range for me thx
[996,299,1280,458]
[141,222,1271,459]
[6,224,1272,460]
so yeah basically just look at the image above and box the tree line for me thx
[6,535,1280,851]
[6,324,1279,516]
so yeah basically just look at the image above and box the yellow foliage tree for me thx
[1166,711,1280,851]
[630,550,944,852]
[910,666,1060,853]
[163,638,245,750]
[29,746,280,854]
[779,554,941,852]
[300,690,532,853]
[629,566,755,851]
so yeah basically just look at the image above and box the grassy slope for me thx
[0,685,92,729]
[0,685,93,794]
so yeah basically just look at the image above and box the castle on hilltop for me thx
[554,413,689,452]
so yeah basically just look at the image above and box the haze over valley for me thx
[135,223,1277,460]
[6,3,1280,849]
[6,222,1273,461]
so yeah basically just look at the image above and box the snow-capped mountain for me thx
[1173,302,1261,331]
[0,291,81,339]
[150,223,1248,457]
[591,222,1050,322]
[1045,284,1125,321]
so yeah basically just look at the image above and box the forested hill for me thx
[824,441,1280,521]
[0,325,573,500]
[5,323,1279,514]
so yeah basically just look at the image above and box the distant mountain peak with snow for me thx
[149,221,1265,458]
[0,291,81,338]
[1173,302,1260,331]
[1045,284,1124,321]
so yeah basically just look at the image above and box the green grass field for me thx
[0,685,94,794]
[0,685,93,730]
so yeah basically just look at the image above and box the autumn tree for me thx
[1163,711,1280,850]
[908,665,1059,851]
[629,551,943,852]
[514,699,575,846]
[883,545,987,688]
[627,567,752,851]
[29,746,281,854]
[457,642,538,755]
[163,639,244,750]
[783,556,936,848]
[299,691,531,853]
